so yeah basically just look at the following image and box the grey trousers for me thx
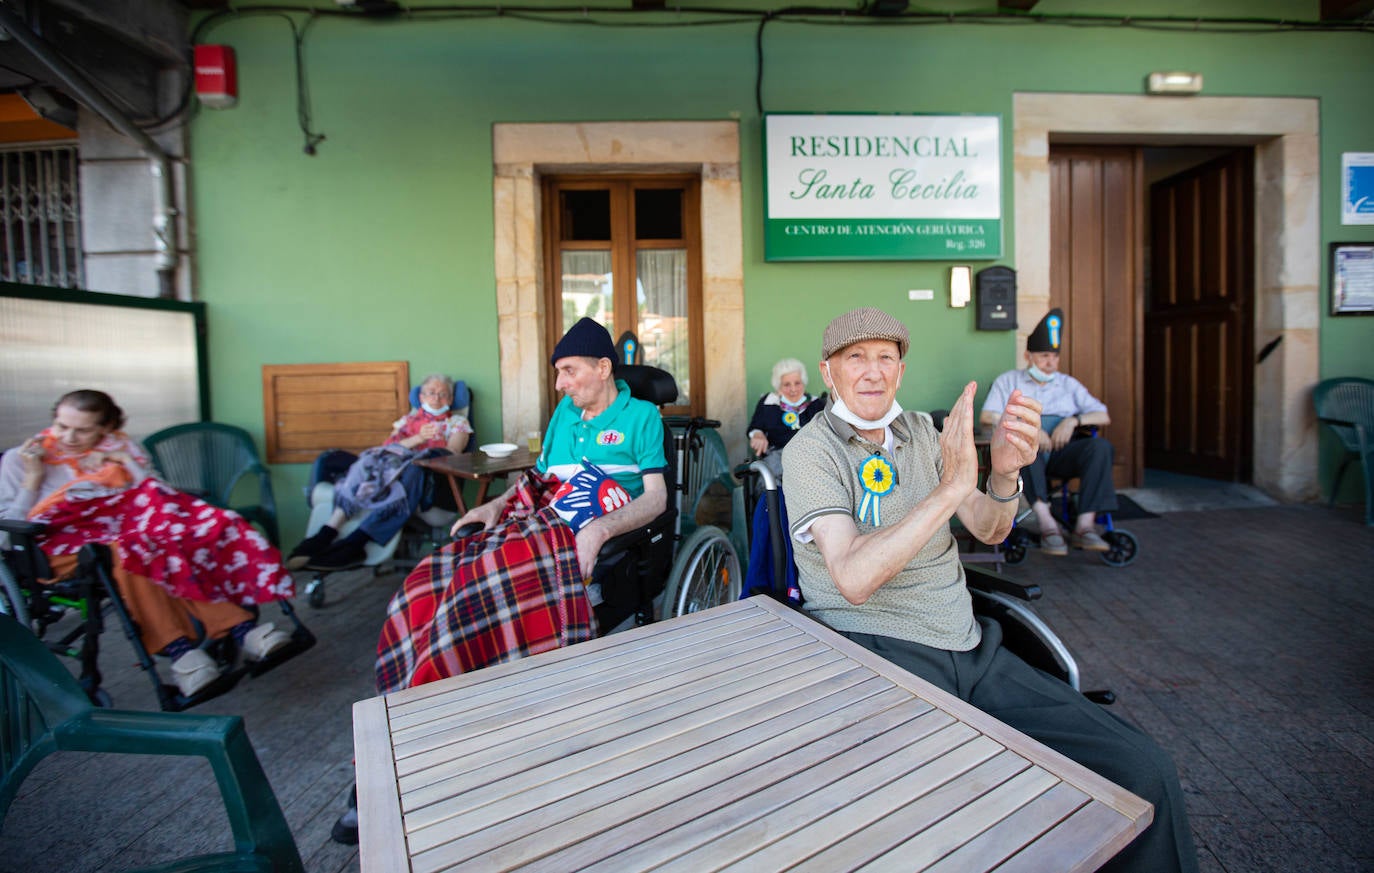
[1024,435,1120,516]
[842,618,1198,873]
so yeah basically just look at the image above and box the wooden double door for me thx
[1049,146,1253,487]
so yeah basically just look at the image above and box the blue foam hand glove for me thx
[550,460,632,532]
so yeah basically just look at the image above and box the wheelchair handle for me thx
[451,522,484,540]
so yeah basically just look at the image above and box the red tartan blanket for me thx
[32,478,295,605]
[375,471,598,695]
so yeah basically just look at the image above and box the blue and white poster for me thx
[1343,152,1374,225]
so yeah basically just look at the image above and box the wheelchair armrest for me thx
[963,563,1041,601]
[0,518,45,537]
[1,519,53,583]
[1317,414,1356,428]
[597,508,677,560]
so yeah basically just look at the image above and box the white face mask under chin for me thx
[1027,365,1056,384]
[421,402,450,416]
[829,393,904,431]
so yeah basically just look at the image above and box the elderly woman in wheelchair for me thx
[0,389,299,702]
[286,373,473,573]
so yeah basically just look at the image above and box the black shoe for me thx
[330,809,359,845]
[330,784,359,845]
[305,538,368,572]
[285,525,338,570]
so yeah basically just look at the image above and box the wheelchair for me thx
[0,517,315,712]
[298,378,474,607]
[582,364,744,632]
[1000,430,1139,568]
[736,459,1112,702]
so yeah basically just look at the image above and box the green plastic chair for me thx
[1313,377,1374,526]
[0,617,303,873]
[143,422,280,545]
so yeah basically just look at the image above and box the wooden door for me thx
[1049,147,1143,488]
[1144,151,1254,481]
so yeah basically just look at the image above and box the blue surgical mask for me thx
[1027,365,1056,384]
[421,402,450,416]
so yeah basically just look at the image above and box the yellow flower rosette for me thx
[857,454,895,525]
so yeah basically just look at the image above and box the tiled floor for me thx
[2,499,1371,872]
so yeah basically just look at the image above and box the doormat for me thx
[1112,495,1160,520]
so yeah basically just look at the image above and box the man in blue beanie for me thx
[451,317,668,579]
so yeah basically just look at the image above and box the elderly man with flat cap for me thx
[981,307,1118,555]
[783,307,1196,873]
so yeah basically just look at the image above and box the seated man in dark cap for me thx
[784,307,1196,873]
[980,307,1118,556]
[373,317,668,693]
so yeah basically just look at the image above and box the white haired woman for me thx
[747,358,823,479]
[286,373,472,570]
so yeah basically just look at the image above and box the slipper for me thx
[171,648,221,697]
[1040,532,1069,557]
[1071,530,1110,552]
[241,622,292,662]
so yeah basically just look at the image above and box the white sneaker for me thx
[171,648,221,697]
[241,623,292,662]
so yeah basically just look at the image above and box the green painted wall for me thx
[190,2,1374,538]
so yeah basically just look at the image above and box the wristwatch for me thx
[986,473,1023,503]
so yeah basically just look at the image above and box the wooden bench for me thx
[262,361,410,464]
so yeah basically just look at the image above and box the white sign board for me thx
[764,113,1002,260]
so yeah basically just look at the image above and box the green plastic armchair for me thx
[0,617,303,872]
[143,422,280,545]
[1312,377,1374,526]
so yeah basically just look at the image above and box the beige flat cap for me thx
[820,307,911,360]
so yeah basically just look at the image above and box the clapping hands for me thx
[989,388,1041,476]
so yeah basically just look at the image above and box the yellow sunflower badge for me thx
[782,410,800,429]
[857,454,895,525]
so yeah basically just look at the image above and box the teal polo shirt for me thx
[537,379,667,499]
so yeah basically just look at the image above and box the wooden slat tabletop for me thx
[356,596,1152,873]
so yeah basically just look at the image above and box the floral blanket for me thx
[33,477,294,605]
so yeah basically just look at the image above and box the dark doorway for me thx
[1144,148,1255,482]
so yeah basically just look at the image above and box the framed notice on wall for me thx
[763,113,1002,261]
[1342,152,1374,225]
[1331,242,1374,316]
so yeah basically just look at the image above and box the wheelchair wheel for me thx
[1001,528,1032,565]
[1100,529,1138,567]
[660,526,741,620]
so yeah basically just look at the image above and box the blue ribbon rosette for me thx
[782,410,800,429]
[857,454,895,526]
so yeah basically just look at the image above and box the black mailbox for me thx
[976,266,1017,331]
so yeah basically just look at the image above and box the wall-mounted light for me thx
[950,265,972,308]
[1146,71,1203,95]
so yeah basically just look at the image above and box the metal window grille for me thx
[0,145,83,288]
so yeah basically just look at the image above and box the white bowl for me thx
[480,442,518,458]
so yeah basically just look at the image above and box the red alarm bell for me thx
[194,45,237,109]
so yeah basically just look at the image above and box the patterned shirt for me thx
[782,409,980,652]
[538,379,667,500]
[385,408,472,451]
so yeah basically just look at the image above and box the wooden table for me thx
[414,448,539,514]
[354,597,1151,873]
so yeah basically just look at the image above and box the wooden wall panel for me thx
[262,362,410,464]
